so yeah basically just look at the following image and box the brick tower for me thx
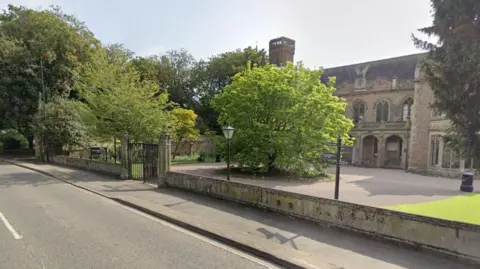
[269,37,295,67]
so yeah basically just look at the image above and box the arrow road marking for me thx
[0,212,23,240]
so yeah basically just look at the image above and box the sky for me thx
[0,0,434,68]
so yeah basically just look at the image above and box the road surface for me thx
[0,162,277,269]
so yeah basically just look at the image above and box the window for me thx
[430,135,440,166]
[376,100,389,122]
[353,102,366,123]
[402,98,414,121]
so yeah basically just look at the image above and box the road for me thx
[0,162,277,269]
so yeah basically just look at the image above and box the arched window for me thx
[353,101,366,123]
[402,98,414,121]
[376,100,389,123]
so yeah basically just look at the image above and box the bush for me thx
[0,141,3,153]
[0,129,29,150]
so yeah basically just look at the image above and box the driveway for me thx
[172,164,471,207]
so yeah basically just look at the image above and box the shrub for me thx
[0,129,29,150]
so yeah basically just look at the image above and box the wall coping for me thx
[167,171,480,232]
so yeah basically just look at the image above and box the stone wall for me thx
[52,156,121,177]
[408,72,433,171]
[171,135,215,156]
[166,171,480,261]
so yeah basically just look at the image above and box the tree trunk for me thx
[172,138,183,160]
[27,136,34,149]
[267,152,276,173]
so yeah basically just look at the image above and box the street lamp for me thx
[222,123,235,181]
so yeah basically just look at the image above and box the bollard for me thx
[460,172,474,193]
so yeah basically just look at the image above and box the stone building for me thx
[322,53,473,177]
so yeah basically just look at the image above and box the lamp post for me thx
[222,123,235,181]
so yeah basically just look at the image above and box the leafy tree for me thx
[212,62,354,175]
[0,129,29,150]
[196,47,268,133]
[171,108,200,159]
[0,5,101,144]
[32,97,90,160]
[413,0,480,168]
[105,43,134,67]
[81,55,175,142]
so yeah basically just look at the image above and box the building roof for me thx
[321,53,426,85]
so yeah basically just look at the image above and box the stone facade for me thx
[322,53,471,177]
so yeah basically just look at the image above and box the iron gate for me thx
[127,143,159,183]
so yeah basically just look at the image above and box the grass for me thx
[387,193,480,225]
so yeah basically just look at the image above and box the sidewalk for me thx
[3,159,475,269]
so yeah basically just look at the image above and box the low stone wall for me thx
[52,156,121,177]
[166,171,480,261]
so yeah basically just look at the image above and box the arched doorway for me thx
[385,135,403,167]
[362,135,378,166]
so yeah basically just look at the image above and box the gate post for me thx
[120,136,129,179]
[158,133,171,187]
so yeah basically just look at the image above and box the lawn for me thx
[387,193,480,225]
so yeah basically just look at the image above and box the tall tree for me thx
[414,0,480,168]
[81,55,175,142]
[212,62,353,175]
[196,46,268,133]
[0,5,101,144]
[105,43,134,67]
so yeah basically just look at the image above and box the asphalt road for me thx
[0,162,278,269]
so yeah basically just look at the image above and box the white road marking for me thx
[0,212,23,240]
[24,169,280,269]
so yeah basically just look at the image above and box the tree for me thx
[105,43,134,67]
[196,47,268,133]
[0,5,101,145]
[413,0,480,168]
[212,62,354,175]
[32,97,90,160]
[81,55,175,142]
[171,108,200,159]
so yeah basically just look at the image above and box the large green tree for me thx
[212,62,353,175]
[32,97,90,160]
[196,47,268,133]
[81,54,175,142]
[0,5,100,145]
[414,0,480,168]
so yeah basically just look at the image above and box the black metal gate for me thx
[127,143,158,183]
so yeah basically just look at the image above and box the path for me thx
[172,163,470,206]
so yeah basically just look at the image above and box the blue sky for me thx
[1,0,433,68]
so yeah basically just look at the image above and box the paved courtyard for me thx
[172,164,474,207]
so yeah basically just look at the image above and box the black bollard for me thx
[460,172,474,193]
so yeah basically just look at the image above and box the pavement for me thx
[1,159,476,269]
[0,162,279,269]
[172,163,472,206]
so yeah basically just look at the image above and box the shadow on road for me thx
[104,186,473,269]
